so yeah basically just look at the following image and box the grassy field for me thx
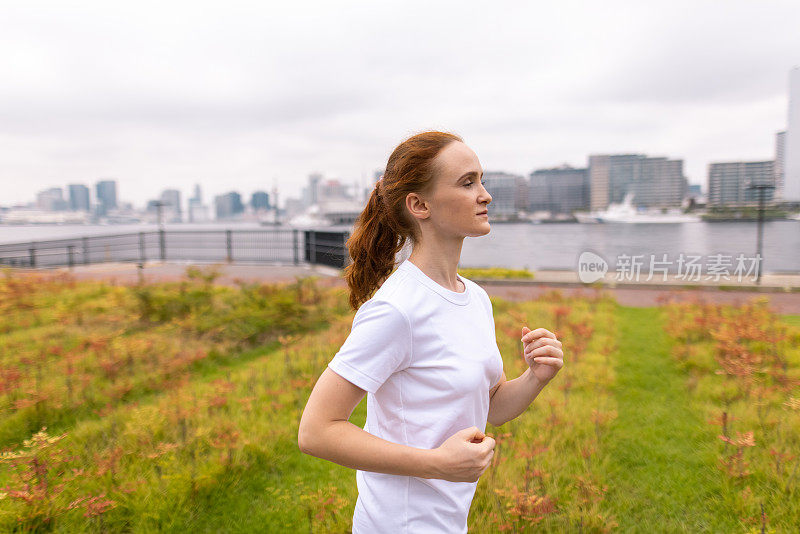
[1,268,798,532]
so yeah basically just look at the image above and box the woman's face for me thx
[421,141,492,238]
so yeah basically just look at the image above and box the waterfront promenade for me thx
[8,261,800,314]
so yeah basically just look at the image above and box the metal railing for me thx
[0,229,351,269]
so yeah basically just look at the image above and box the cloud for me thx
[0,0,798,206]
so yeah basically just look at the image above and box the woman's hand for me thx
[431,427,495,482]
[521,326,563,383]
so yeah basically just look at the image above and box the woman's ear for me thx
[405,192,430,221]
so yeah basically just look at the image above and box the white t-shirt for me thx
[327,258,504,534]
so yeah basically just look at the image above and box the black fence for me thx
[0,229,352,269]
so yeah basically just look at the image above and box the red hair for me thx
[343,130,463,310]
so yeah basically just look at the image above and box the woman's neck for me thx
[406,239,464,292]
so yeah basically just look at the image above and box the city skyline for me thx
[1,140,787,213]
[1,1,799,207]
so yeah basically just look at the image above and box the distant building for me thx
[784,67,800,201]
[302,173,323,207]
[214,191,245,220]
[251,191,271,211]
[145,199,169,225]
[483,172,528,217]
[95,180,117,216]
[187,184,210,223]
[318,179,350,200]
[68,184,90,211]
[775,131,786,200]
[588,154,686,210]
[36,187,68,211]
[188,203,210,223]
[528,165,589,214]
[707,161,775,206]
[191,184,202,204]
[160,189,182,222]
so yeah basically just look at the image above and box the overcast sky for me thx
[1,0,799,208]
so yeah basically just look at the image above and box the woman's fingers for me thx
[521,328,557,342]
[531,357,563,366]
[523,338,562,354]
[525,344,562,358]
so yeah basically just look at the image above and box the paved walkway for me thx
[9,261,800,314]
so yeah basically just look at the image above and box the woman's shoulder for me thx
[460,274,490,300]
[372,264,416,301]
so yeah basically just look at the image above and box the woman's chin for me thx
[473,224,491,236]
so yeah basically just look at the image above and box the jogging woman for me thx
[298,130,564,533]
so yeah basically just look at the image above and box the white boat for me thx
[574,212,602,224]
[286,205,333,228]
[575,193,701,223]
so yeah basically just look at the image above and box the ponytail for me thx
[343,130,462,310]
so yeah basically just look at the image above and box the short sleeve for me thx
[477,286,497,336]
[327,299,412,394]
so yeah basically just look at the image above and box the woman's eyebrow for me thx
[458,171,484,182]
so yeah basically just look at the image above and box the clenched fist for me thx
[431,426,495,482]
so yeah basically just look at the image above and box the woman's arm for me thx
[298,368,442,478]
[487,327,563,426]
[487,368,550,427]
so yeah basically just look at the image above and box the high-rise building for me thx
[784,67,800,201]
[251,191,271,211]
[528,165,589,214]
[303,173,323,207]
[588,154,686,210]
[483,172,528,217]
[707,161,775,206]
[637,157,686,207]
[187,184,210,223]
[191,184,202,204]
[318,179,350,200]
[95,180,117,216]
[775,131,786,200]
[160,189,182,222]
[68,184,90,211]
[36,187,68,211]
[214,191,244,220]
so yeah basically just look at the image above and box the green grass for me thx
[782,314,800,329]
[600,306,736,532]
[162,407,362,533]
[458,266,535,279]
[2,271,798,532]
